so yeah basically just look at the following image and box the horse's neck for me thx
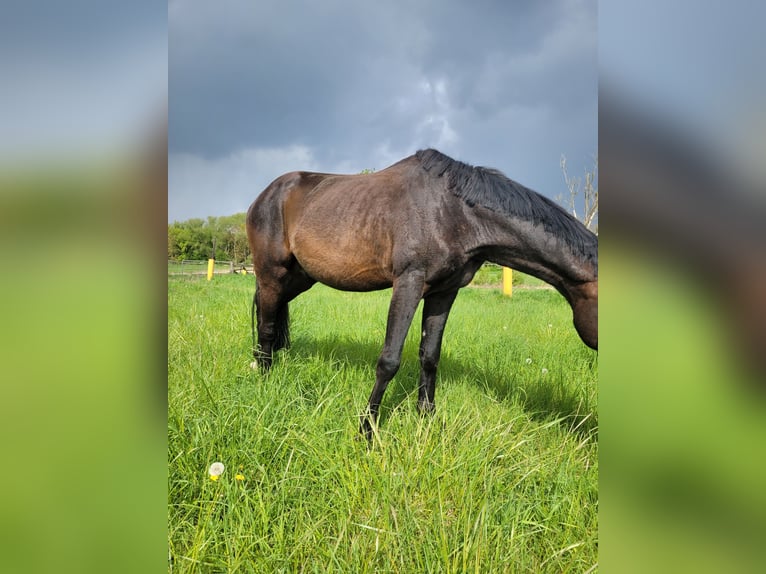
[476,216,596,304]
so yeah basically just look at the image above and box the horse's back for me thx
[247,156,418,231]
[247,171,330,223]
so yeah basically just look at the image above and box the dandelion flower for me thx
[208,462,225,480]
[235,474,245,481]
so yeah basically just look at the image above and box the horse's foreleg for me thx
[360,272,425,441]
[417,289,459,414]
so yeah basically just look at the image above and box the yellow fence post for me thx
[207,258,215,281]
[502,267,513,297]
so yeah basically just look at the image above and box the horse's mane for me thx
[415,148,597,266]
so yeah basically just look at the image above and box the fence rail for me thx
[168,260,253,276]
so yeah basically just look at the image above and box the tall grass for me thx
[168,275,597,572]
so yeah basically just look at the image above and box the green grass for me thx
[168,275,597,572]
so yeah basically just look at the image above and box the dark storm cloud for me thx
[169,0,596,221]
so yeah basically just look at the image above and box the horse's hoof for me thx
[250,356,273,371]
[358,418,377,446]
[417,400,436,415]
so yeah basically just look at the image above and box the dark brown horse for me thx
[246,149,597,438]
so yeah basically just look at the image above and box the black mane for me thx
[415,148,597,266]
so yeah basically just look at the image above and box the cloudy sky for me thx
[169,0,597,222]
[0,2,166,164]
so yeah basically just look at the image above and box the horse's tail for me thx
[273,301,290,352]
[251,286,258,357]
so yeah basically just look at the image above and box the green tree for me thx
[167,213,251,263]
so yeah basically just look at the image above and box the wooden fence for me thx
[168,260,253,276]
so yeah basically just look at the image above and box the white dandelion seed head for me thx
[208,462,225,476]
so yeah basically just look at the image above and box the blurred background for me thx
[600,1,766,572]
[1,1,764,572]
[0,2,166,573]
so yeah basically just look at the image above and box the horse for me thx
[246,149,598,439]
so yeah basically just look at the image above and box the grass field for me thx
[168,274,598,572]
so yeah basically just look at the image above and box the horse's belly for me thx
[292,242,393,292]
[289,190,398,291]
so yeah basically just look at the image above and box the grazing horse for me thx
[246,149,597,438]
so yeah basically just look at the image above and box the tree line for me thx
[168,213,250,263]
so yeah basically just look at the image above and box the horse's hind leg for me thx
[254,268,314,370]
[253,279,280,369]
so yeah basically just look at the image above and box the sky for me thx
[0,1,166,164]
[168,0,597,222]
[600,0,766,187]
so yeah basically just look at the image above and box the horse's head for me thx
[572,280,598,350]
